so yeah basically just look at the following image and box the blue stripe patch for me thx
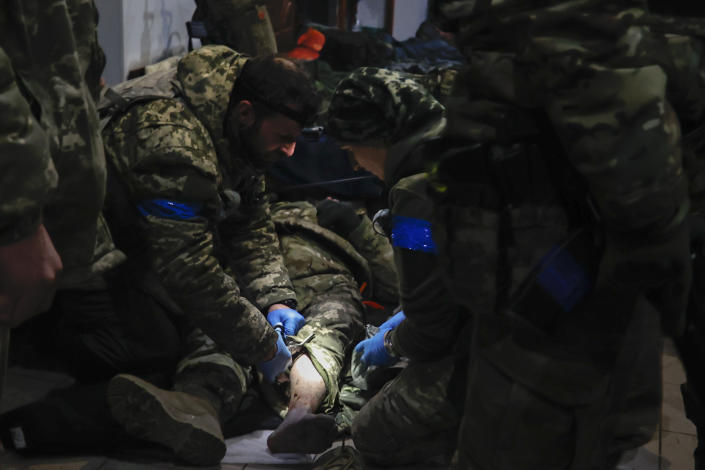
[137,199,204,220]
[391,215,438,254]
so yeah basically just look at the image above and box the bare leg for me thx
[267,354,337,453]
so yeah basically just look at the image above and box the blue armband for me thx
[391,215,438,254]
[137,199,204,220]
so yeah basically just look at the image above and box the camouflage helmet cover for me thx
[326,67,446,145]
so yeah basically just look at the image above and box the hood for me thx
[326,67,446,187]
[175,45,249,145]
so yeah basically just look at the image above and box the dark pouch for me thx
[510,227,601,334]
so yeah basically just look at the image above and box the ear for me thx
[234,100,256,127]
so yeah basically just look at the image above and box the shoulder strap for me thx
[98,66,180,131]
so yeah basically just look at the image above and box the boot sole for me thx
[107,374,226,466]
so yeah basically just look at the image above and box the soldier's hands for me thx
[378,310,406,331]
[256,328,292,383]
[354,311,405,372]
[315,198,361,238]
[0,224,62,327]
[354,330,395,370]
[267,305,305,336]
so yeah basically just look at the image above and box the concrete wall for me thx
[96,0,194,86]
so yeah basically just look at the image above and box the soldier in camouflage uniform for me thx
[0,0,120,329]
[97,45,319,466]
[326,67,466,466]
[430,2,691,469]
[325,18,690,462]
[264,199,398,454]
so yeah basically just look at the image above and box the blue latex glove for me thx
[378,310,406,332]
[267,307,305,336]
[256,329,292,383]
[354,330,395,369]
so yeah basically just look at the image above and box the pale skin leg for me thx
[267,354,337,454]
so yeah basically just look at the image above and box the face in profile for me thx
[340,143,388,180]
[249,112,302,164]
[234,100,302,166]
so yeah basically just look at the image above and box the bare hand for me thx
[0,224,62,327]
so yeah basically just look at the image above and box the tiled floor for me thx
[0,341,697,470]
[640,340,697,470]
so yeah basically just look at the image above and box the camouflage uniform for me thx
[270,201,397,413]
[327,68,468,465]
[68,0,106,102]
[100,46,297,419]
[191,0,277,57]
[0,0,119,290]
[327,29,684,464]
[430,3,689,469]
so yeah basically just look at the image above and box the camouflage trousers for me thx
[351,355,466,466]
[262,287,366,416]
[294,288,365,412]
[452,296,662,470]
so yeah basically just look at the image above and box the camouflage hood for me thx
[326,67,446,186]
[176,45,249,146]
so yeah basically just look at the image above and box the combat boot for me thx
[107,373,226,466]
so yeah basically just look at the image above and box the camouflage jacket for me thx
[101,46,295,364]
[270,201,398,310]
[436,0,689,240]
[0,0,114,288]
[328,67,462,359]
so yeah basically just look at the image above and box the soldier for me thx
[189,0,278,57]
[431,2,690,469]
[96,45,320,465]
[0,0,118,329]
[326,67,465,466]
[263,198,398,454]
[324,21,689,464]
[0,198,399,459]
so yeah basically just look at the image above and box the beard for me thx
[237,121,287,170]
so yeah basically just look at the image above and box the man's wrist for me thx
[269,298,297,311]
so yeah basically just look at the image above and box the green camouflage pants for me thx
[294,288,365,413]
[351,355,465,466]
[452,296,662,470]
[174,328,252,423]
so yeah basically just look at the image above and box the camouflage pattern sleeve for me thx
[387,173,462,361]
[437,1,688,236]
[347,214,399,305]
[218,183,297,311]
[67,0,105,102]
[0,46,56,245]
[522,15,688,237]
[103,98,277,364]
